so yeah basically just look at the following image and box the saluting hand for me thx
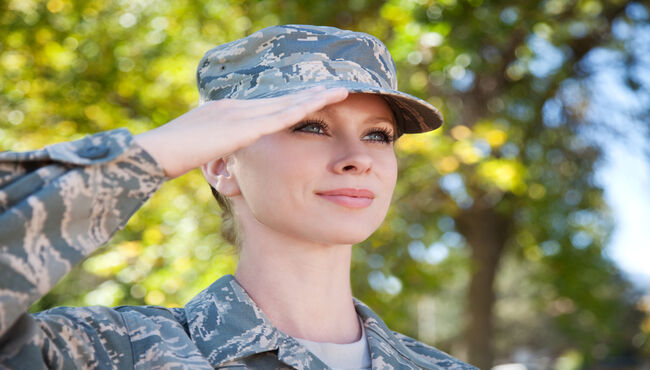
[134,86,349,178]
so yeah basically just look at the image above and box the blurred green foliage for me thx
[2,0,648,368]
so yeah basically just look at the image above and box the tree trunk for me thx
[455,205,510,370]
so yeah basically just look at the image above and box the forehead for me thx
[314,93,396,125]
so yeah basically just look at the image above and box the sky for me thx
[544,4,650,289]
[587,16,649,288]
[599,140,650,288]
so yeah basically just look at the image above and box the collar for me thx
[184,274,425,369]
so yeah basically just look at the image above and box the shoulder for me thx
[353,297,477,369]
[34,305,206,368]
[114,305,189,332]
[29,306,134,368]
[35,305,129,334]
[35,304,189,338]
[392,330,477,370]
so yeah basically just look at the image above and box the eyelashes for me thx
[292,118,396,144]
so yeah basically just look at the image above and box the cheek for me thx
[375,152,398,222]
[378,151,398,192]
[234,140,321,212]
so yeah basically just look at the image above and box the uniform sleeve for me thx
[0,128,168,367]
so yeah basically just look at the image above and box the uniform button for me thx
[77,144,110,159]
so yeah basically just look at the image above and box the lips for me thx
[317,188,375,198]
[316,188,375,208]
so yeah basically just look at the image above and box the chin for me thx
[326,233,372,245]
[301,220,380,246]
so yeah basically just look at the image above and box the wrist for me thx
[134,131,173,177]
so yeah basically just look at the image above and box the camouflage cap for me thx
[196,24,443,134]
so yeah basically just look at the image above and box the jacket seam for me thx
[117,310,136,370]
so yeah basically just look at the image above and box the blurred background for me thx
[1,0,649,368]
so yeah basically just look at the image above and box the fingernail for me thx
[325,87,347,93]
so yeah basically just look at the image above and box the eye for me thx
[293,120,396,144]
[364,128,396,144]
[293,119,329,135]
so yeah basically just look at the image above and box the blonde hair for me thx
[209,185,241,248]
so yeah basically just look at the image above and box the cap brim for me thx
[248,81,443,134]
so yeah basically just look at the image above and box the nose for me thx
[331,142,373,175]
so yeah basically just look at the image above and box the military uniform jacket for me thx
[0,129,476,369]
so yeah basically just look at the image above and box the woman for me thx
[0,25,475,369]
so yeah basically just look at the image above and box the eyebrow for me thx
[364,116,396,126]
[317,107,396,126]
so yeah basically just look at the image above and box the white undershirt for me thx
[292,317,371,370]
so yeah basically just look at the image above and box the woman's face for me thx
[230,93,398,246]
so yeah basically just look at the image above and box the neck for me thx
[234,230,361,344]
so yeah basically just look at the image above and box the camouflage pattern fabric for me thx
[0,129,476,369]
[196,24,444,134]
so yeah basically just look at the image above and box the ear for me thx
[201,156,241,197]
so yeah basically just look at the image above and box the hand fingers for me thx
[197,87,348,152]
[250,88,349,136]
[262,87,349,118]
[223,87,347,118]
[252,86,327,105]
